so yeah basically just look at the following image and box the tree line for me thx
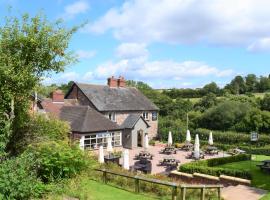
[163,74,270,99]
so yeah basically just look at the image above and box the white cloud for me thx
[247,38,270,52]
[85,0,270,51]
[63,1,89,19]
[115,43,148,60]
[76,50,96,59]
[92,59,233,81]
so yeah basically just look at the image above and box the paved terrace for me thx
[100,144,226,175]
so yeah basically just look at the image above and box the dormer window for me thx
[142,112,149,120]
[108,112,116,122]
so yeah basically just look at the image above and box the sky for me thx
[1,0,270,89]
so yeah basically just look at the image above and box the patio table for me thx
[104,155,121,165]
[257,160,270,173]
[205,146,219,155]
[160,146,177,154]
[135,151,154,160]
[181,142,194,151]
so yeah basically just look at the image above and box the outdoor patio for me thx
[99,145,226,175]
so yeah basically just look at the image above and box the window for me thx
[143,112,149,120]
[83,132,122,150]
[108,112,116,122]
[152,111,158,121]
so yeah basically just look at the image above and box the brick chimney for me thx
[51,90,64,103]
[107,76,118,87]
[117,76,126,87]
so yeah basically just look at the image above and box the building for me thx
[60,106,122,150]
[64,76,159,150]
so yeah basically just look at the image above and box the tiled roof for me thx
[59,106,122,133]
[41,99,78,117]
[72,83,159,112]
[120,114,150,129]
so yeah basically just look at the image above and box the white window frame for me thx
[83,131,122,150]
[142,112,149,120]
[108,112,116,122]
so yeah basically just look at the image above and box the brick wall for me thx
[103,111,158,139]
[66,84,96,109]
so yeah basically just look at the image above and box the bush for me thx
[10,114,70,155]
[194,128,270,146]
[179,154,252,179]
[26,141,88,182]
[149,139,155,146]
[0,154,45,199]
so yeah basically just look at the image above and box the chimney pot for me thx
[107,76,118,87]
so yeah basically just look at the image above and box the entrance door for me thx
[137,130,143,147]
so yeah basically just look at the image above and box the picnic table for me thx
[160,146,177,154]
[186,151,205,160]
[135,150,154,160]
[159,156,180,169]
[181,142,194,151]
[228,148,246,156]
[134,158,152,174]
[205,146,219,155]
[256,160,270,173]
[104,155,121,165]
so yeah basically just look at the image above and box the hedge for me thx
[194,128,270,146]
[179,154,252,179]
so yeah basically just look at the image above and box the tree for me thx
[245,74,257,92]
[195,93,218,112]
[225,76,247,94]
[256,76,270,92]
[0,12,78,156]
[261,93,270,111]
[202,82,220,95]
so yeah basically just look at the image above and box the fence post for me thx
[135,177,140,193]
[218,187,221,200]
[172,186,177,200]
[200,187,205,200]
[180,186,186,200]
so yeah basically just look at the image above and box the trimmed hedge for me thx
[194,128,270,146]
[179,154,252,179]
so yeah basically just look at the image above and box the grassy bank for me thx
[217,155,270,191]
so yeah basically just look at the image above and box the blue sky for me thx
[1,0,270,88]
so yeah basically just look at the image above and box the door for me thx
[137,130,143,147]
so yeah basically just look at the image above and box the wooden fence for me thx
[95,169,223,200]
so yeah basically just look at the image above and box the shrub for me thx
[10,114,70,155]
[0,154,45,199]
[179,154,252,179]
[149,139,156,146]
[26,141,88,182]
[194,128,270,146]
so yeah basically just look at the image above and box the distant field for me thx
[181,93,268,103]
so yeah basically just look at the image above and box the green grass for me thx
[217,155,270,191]
[47,179,158,200]
[260,192,270,200]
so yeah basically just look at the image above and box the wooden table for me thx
[104,155,121,165]
[205,146,219,155]
[134,159,152,174]
[135,151,153,160]
[161,146,177,154]
[181,143,194,151]
[159,156,180,168]
[187,151,205,160]
[257,160,270,173]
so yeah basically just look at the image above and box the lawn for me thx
[217,155,270,191]
[47,178,159,200]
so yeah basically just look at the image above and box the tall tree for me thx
[0,12,78,156]
[245,74,257,92]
